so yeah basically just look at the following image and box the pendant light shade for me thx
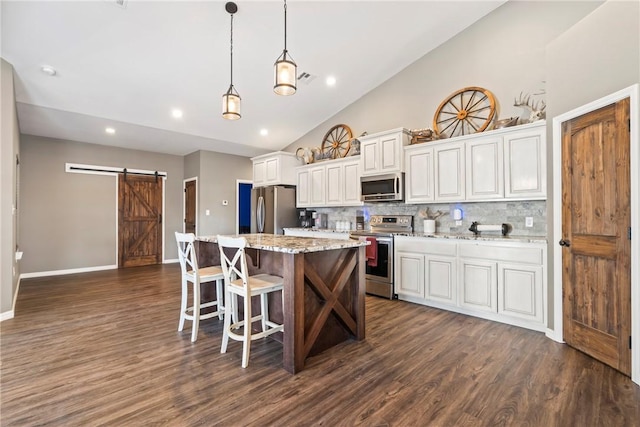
[223,2,241,120]
[274,0,296,96]
[222,85,241,120]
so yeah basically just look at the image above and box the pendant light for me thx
[274,0,297,96]
[222,2,241,120]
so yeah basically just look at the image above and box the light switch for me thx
[525,217,533,227]
[205,209,210,216]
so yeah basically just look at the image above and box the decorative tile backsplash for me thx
[312,200,547,236]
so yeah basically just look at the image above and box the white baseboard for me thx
[0,310,15,321]
[546,328,564,343]
[20,264,117,279]
[163,258,179,264]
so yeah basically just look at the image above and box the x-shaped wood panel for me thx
[302,250,357,358]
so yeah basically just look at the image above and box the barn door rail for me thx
[65,162,168,179]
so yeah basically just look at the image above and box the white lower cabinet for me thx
[498,263,543,323]
[425,256,457,305]
[459,258,497,313]
[396,252,425,298]
[395,236,546,332]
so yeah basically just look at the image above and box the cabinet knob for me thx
[558,239,571,247]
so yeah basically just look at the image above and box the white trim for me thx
[552,83,639,385]
[235,179,253,234]
[65,162,167,177]
[546,328,563,343]
[20,264,118,279]
[164,258,179,264]
[183,177,198,235]
[0,310,14,321]
[115,175,119,265]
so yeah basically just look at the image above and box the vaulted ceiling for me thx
[2,1,504,157]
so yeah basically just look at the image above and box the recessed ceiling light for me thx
[260,129,269,136]
[326,76,336,86]
[171,109,183,119]
[105,127,116,135]
[41,65,57,76]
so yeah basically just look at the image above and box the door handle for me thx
[558,239,571,247]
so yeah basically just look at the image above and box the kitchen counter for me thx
[198,233,366,253]
[195,233,366,374]
[284,227,547,244]
[395,232,548,244]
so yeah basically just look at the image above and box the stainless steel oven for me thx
[350,215,413,299]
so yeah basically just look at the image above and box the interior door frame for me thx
[552,84,639,385]
[236,179,252,234]
[183,177,198,235]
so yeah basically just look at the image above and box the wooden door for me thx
[561,98,631,376]
[118,174,163,268]
[184,180,196,234]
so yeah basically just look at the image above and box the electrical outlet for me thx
[525,217,533,228]
[205,209,210,216]
[455,220,462,226]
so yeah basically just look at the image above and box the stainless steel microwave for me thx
[360,173,404,202]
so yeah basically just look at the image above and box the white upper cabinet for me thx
[360,128,410,176]
[503,126,546,199]
[404,121,546,203]
[295,156,362,208]
[252,152,300,187]
[405,146,435,203]
[466,135,504,200]
[435,142,465,201]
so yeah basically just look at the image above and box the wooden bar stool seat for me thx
[175,232,225,342]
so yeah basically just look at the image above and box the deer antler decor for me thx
[514,92,546,123]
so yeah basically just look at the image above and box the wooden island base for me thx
[197,241,366,373]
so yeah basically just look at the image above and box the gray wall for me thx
[1,58,20,315]
[197,150,252,236]
[544,0,640,330]
[284,1,602,153]
[19,135,184,274]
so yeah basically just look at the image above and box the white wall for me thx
[285,1,602,153]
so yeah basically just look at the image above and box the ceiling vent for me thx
[297,72,316,85]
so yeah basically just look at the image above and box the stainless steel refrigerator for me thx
[251,186,297,235]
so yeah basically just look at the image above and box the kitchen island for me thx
[196,234,368,374]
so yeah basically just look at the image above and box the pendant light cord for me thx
[283,0,288,53]
[230,12,234,86]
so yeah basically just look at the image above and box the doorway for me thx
[236,180,252,234]
[561,99,631,376]
[118,173,163,268]
[184,178,197,234]
[553,84,639,384]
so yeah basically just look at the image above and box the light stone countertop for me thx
[197,233,368,254]
[396,232,548,244]
[284,227,547,243]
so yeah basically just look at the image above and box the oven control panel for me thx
[369,215,413,232]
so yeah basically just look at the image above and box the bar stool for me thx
[175,232,225,342]
[217,235,284,368]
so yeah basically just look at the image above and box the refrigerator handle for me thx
[257,196,265,233]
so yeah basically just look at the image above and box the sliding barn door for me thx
[561,98,631,376]
[118,174,163,268]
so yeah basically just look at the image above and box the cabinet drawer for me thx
[395,238,457,256]
[459,243,543,265]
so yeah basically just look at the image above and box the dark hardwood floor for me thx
[1,264,639,426]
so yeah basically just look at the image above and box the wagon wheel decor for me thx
[321,124,353,159]
[433,87,496,139]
